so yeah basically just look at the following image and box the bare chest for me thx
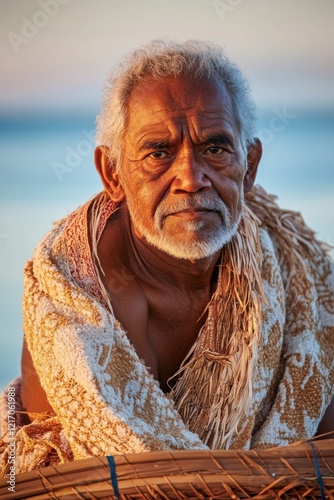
[108,282,208,392]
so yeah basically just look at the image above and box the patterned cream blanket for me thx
[1,186,334,474]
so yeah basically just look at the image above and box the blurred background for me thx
[1,0,333,390]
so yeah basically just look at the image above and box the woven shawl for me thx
[1,185,334,474]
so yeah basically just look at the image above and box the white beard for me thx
[126,192,243,260]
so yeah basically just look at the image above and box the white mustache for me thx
[154,195,230,228]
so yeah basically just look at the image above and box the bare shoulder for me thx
[97,210,129,271]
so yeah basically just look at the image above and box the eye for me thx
[148,151,169,159]
[204,146,224,155]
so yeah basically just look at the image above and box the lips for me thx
[170,209,217,219]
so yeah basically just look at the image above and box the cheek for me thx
[214,166,245,198]
[213,163,246,214]
[121,164,149,202]
[139,168,172,206]
[120,160,166,224]
[126,176,165,222]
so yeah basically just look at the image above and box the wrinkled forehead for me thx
[125,74,239,140]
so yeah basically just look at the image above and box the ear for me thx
[243,138,262,193]
[94,146,125,203]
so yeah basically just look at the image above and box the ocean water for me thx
[0,110,333,390]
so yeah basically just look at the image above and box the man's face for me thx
[118,75,250,260]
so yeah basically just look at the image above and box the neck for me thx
[122,208,221,292]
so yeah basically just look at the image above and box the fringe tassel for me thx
[89,193,117,315]
[245,186,332,283]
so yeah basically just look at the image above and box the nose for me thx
[171,150,211,194]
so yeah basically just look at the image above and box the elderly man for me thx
[1,40,334,473]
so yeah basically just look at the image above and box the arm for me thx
[315,394,334,438]
[21,338,54,419]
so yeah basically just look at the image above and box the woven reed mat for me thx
[0,439,333,499]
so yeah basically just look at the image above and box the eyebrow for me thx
[198,132,234,148]
[139,139,170,152]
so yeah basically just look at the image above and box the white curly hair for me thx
[96,39,257,169]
